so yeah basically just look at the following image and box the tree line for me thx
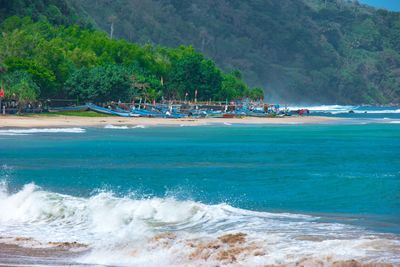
[0,16,264,106]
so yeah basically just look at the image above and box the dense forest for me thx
[1,0,400,104]
[74,0,400,104]
[0,1,263,106]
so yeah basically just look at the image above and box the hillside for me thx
[74,0,400,104]
[0,0,93,27]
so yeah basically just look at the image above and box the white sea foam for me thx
[0,182,399,266]
[288,105,400,115]
[132,125,147,129]
[352,109,400,114]
[0,128,85,136]
[288,105,356,114]
[179,123,209,127]
[104,125,130,129]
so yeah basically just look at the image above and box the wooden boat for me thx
[223,113,236,118]
[87,104,134,117]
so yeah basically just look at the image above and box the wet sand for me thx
[0,115,339,128]
[0,235,394,267]
[0,243,87,266]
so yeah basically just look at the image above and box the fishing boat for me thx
[131,107,165,117]
[87,104,136,117]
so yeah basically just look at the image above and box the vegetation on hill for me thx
[0,0,93,27]
[0,16,263,104]
[1,0,399,104]
[74,0,400,104]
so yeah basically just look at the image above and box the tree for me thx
[248,87,264,100]
[218,71,249,101]
[65,65,134,103]
[167,46,222,100]
[3,70,39,112]
[0,16,257,104]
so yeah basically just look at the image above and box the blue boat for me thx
[131,108,165,117]
[131,105,186,118]
[87,104,134,117]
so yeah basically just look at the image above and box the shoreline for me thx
[0,242,396,267]
[0,115,340,128]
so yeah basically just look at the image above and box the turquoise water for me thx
[0,123,400,266]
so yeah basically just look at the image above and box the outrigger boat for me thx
[49,100,292,118]
[87,104,137,117]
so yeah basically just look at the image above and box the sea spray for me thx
[0,182,399,266]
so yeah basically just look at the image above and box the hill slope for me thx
[0,0,93,27]
[74,0,400,104]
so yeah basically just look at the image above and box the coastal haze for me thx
[1,0,400,267]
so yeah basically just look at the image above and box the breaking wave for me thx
[0,182,399,266]
[104,124,147,129]
[0,128,85,136]
[288,105,400,115]
[104,124,130,129]
[131,125,147,129]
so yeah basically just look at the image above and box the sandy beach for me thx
[0,115,339,128]
[0,237,394,267]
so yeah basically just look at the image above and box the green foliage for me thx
[73,0,400,104]
[167,46,222,100]
[0,0,94,27]
[65,65,133,102]
[219,71,249,101]
[248,87,264,100]
[0,17,249,103]
[3,0,400,104]
[2,70,39,103]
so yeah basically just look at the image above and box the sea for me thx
[0,105,399,266]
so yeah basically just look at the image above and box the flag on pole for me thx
[0,88,5,98]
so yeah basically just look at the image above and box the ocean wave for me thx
[132,125,147,129]
[288,105,400,115]
[104,125,130,129]
[179,124,209,127]
[288,105,356,113]
[0,128,85,136]
[352,109,400,114]
[0,182,399,266]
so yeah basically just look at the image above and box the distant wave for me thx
[352,109,400,114]
[131,125,146,129]
[0,128,85,136]
[104,125,130,129]
[179,124,209,127]
[288,105,400,115]
[288,105,355,114]
[0,182,399,266]
[104,124,147,129]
